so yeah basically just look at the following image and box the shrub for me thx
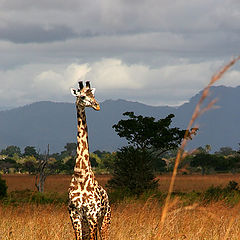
[0,175,7,199]
[107,146,158,196]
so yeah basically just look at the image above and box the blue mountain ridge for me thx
[0,85,239,153]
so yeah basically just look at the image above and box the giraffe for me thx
[68,81,111,240]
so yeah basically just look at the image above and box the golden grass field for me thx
[1,197,240,239]
[1,174,240,239]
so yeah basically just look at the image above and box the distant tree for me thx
[23,160,36,174]
[100,152,116,173]
[35,145,50,193]
[64,157,75,173]
[215,147,236,156]
[227,155,240,173]
[64,142,77,156]
[1,145,21,157]
[0,158,18,173]
[89,153,99,168]
[190,152,213,175]
[23,146,39,158]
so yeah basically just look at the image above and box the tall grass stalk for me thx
[157,56,240,239]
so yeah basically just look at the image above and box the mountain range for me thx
[0,85,239,153]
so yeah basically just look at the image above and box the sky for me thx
[0,0,240,109]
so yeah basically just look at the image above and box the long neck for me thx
[74,106,93,176]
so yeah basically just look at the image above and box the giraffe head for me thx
[71,81,100,111]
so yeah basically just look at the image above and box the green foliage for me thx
[23,160,36,174]
[0,158,19,173]
[108,146,158,195]
[202,181,240,205]
[110,112,187,195]
[89,153,100,168]
[0,175,7,199]
[113,112,185,155]
[190,152,240,174]
[215,147,236,156]
[1,145,21,157]
[63,142,77,156]
[1,189,67,205]
[23,146,39,158]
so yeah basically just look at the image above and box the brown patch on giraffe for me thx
[74,172,83,179]
[75,160,80,169]
[82,140,87,150]
[82,192,88,202]
[69,184,78,191]
[71,192,81,198]
[81,160,87,169]
[86,180,94,192]
[84,154,89,161]
[80,177,88,189]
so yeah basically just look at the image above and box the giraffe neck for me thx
[74,106,94,178]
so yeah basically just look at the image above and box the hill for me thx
[0,85,239,153]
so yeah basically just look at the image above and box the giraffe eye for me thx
[80,96,86,100]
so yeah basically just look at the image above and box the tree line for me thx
[0,112,240,195]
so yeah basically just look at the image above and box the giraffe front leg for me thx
[69,208,83,240]
[100,207,111,240]
[88,220,98,240]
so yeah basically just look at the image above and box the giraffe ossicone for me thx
[68,81,111,240]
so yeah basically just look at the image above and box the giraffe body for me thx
[68,82,111,240]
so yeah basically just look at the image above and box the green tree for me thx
[1,145,21,157]
[64,142,77,156]
[23,160,36,174]
[23,146,39,158]
[113,112,186,155]
[109,112,187,194]
[190,152,213,175]
[215,147,236,156]
[108,146,158,195]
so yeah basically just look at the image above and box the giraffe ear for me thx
[91,88,96,95]
[71,88,78,97]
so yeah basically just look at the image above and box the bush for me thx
[202,181,240,205]
[107,146,158,196]
[0,175,7,199]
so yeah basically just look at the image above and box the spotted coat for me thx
[68,87,111,240]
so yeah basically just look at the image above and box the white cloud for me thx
[0,58,239,108]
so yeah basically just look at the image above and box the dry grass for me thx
[1,174,110,193]
[1,200,240,240]
[156,173,240,192]
[2,173,240,193]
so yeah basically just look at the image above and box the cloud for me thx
[0,1,240,108]
[0,23,78,43]
[0,58,238,108]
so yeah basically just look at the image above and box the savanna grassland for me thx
[3,173,240,193]
[1,174,240,239]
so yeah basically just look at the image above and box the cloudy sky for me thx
[0,0,240,108]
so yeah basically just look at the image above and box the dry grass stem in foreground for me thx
[158,56,240,238]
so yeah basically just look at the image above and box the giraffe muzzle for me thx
[93,102,100,111]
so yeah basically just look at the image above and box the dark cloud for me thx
[0,23,78,43]
[0,0,240,108]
